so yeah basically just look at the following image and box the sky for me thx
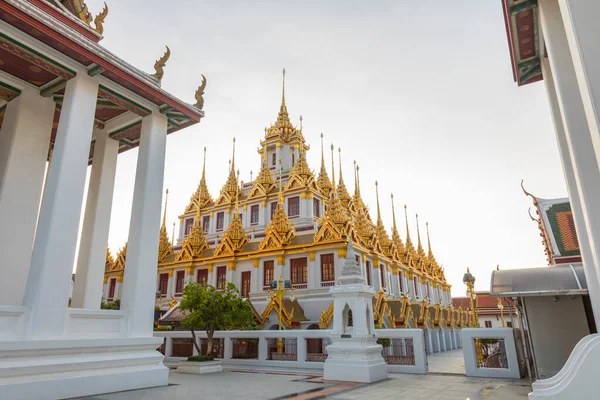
[83,0,567,296]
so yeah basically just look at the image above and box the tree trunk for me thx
[207,330,214,357]
[190,328,202,355]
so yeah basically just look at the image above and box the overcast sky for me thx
[84,0,566,296]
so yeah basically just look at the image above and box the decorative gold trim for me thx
[253,259,260,268]
[277,255,285,265]
[228,261,236,271]
[309,252,315,262]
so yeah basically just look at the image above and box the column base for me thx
[529,334,600,399]
[324,338,387,383]
[0,337,168,400]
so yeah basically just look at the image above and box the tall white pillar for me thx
[23,74,99,337]
[120,112,168,337]
[540,0,600,319]
[71,130,119,309]
[391,270,400,297]
[558,0,600,164]
[0,88,54,305]
[542,58,600,325]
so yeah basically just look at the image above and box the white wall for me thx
[525,296,590,379]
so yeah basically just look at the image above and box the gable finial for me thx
[151,46,170,81]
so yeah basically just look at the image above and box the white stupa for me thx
[323,240,388,383]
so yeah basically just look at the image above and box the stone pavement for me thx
[427,348,467,374]
[73,368,531,400]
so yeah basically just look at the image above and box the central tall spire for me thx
[281,68,286,108]
[316,133,333,198]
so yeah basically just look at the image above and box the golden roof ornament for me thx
[354,205,376,250]
[178,182,210,261]
[194,74,207,110]
[151,46,171,81]
[214,172,249,256]
[316,133,333,198]
[426,222,442,279]
[248,140,276,198]
[260,161,295,250]
[93,2,108,35]
[105,247,114,266]
[158,189,174,263]
[112,242,127,271]
[66,1,107,35]
[351,162,368,216]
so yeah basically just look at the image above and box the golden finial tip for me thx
[330,143,334,150]
[375,180,378,186]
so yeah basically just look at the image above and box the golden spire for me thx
[316,133,333,198]
[171,222,175,245]
[415,213,427,271]
[105,247,114,266]
[158,189,173,263]
[186,146,213,212]
[177,181,209,261]
[285,146,317,192]
[249,140,276,198]
[331,143,336,193]
[426,222,432,259]
[260,160,295,250]
[216,139,240,204]
[215,170,249,256]
[112,243,127,271]
[375,181,382,223]
[354,161,360,197]
[281,68,286,107]
[404,205,416,260]
[426,222,441,278]
[390,194,405,256]
[336,148,352,207]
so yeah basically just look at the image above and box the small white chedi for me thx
[324,240,388,383]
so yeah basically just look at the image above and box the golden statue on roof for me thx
[151,46,171,81]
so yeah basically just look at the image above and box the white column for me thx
[391,271,400,297]
[120,112,168,337]
[71,130,119,309]
[540,0,600,320]
[541,57,600,325]
[23,74,99,337]
[558,0,600,165]
[372,265,382,292]
[0,88,54,305]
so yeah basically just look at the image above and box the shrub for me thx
[154,326,173,331]
[377,338,391,348]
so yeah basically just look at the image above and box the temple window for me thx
[313,198,320,218]
[291,257,307,287]
[158,273,169,296]
[216,266,227,289]
[366,260,372,286]
[413,277,419,298]
[272,152,276,166]
[292,153,295,165]
[241,271,251,298]
[263,260,274,290]
[196,269,208,285]
[175,270,185,294]
[184,218,194,236]
[250,205,259,225]
[202,215,210,234]
[288,196,300,217]
[380,264,386,288]
[108,278,116,300]
[216,212,224,231]
[320,253,335,283]
[270,202,277,220]
[399,273,404,293]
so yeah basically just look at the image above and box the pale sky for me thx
[84,0,566,296]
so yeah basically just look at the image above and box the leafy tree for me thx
[179,282,256,356]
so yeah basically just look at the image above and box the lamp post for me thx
[498,298,505,328]
[463,268,478,328]
[269,275,294,353]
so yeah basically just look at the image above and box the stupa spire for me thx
[157,188,173,263]
[375,181,382,223]
[405,205,413,249]
[316,133,333,198]
[331,143,336,193]
[281,68,286,107]
[162,188,169,229]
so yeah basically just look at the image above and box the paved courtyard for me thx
[428,348,466,374]
[74,368,531,400]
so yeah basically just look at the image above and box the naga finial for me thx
[194,74,207,110]
[93,2,108,35]
[75,1,93,25]
[151,46,171,81]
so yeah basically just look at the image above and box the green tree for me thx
[100,299,120,310]
[179,282,256,356]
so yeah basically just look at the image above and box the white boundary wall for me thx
[155,328,428,374]
[461,328,520,379]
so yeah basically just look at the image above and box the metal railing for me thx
[231,338,259,360]
[380,338,416,365]
[475,338,508,369]
[306,338,331,362]
[266,338,297,361]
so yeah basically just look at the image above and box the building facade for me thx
[104,72,455,329]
